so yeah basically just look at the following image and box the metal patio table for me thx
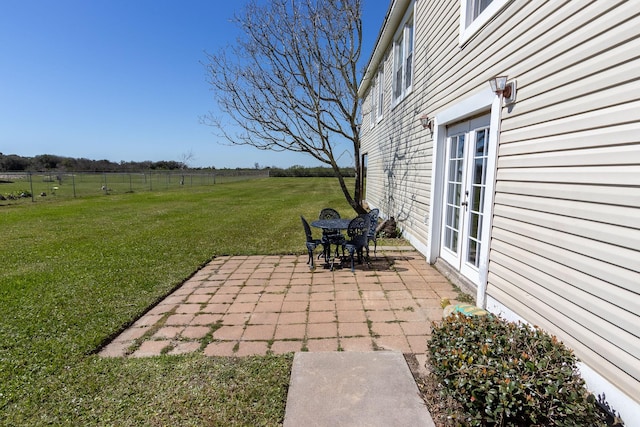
[311,218,351,270]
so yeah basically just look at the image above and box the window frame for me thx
[459,0,509,45]
[369,63,385,129]
[392,5,415,106]
[375,65,384,122]
[369,80,377,130]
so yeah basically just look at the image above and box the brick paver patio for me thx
[99,249,461,358]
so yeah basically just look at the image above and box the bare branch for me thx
[203,0,365,212]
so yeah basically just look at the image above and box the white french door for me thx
[440,115,491,283]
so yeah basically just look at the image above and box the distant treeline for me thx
[268,165,355,177]
[0,153,355,177]
[0,153,190,172]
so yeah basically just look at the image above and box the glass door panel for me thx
[443,134,465,254]
[441,115,491,283]
[465,128,489,268]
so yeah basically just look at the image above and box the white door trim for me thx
[427,87,502,304]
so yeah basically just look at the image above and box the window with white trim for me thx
[375,65,384,121]
[369,65,385,128]
[370,81,377,129]
[468,0,493,23]
[392,9,414,104]
[459,0,509,45]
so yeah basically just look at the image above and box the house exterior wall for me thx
[359,0,640,421]
[360,0,433,250]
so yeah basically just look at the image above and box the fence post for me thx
[72,173,76,198]
[29,172,34,202]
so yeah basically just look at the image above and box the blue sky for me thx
[0,0,389,169]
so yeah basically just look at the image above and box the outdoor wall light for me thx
[489,75,517,105]
[419,114,433,131]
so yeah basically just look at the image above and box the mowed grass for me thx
[0,170,258,202]
[1,177,351,425]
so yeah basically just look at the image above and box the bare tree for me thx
[179,150,195,185]
[203,0,366,213]
[179,150,195,169]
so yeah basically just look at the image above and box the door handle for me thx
[461,191,469,210]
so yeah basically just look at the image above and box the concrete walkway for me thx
[284,352,435,426]
[100,248,458,425]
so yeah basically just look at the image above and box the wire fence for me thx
[0,170,269,203]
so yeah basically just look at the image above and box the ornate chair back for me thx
[367,208,380,258]
[301,216,315,242]
[347,215,370,248]
[319,208,343,241]
[319,208,340,220]
[301,216,322,270]
[343,214,371,272]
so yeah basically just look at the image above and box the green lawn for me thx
[0,177,353,425]
[0,170,263,202]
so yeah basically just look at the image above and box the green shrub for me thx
[428,313,608,426]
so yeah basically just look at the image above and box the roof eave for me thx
[358,0,412,98]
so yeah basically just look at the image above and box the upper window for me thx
[392,9,414,105]
[370,80,377,129]
[468,0,492,22]
[375,65,384,121]
[369,64,385,129]
[459,0,509,45]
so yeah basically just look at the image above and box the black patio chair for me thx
[301,216,323,270]
[366,208,380,259]
[318,208,345,261]
[342,214,371,272]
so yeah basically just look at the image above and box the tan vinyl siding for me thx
[361,50,389,214]
[360,0,640,404]
[487,275,639,401]
[488,1,640,400]
[361,0,434,246]
[496,180,640,209]
[488,250,639,358]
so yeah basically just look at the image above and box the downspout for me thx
[476,94,504,309]
[477,259,489,309]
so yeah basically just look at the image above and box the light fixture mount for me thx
[489,76,516,105]
[419,114,433,131]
